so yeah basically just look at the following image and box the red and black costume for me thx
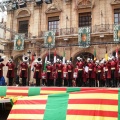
[67,62,73,87]
[6,60,15,86]
[87,60,96,87]
[20,62,28,86]
[46,62,53,86]
[104,61,111,87]
[0,62,5,78]
[33,62,42,86]
[56,62,63,87]
[76,59,84,87]
[110,58,117,87]
[96,63,103,87]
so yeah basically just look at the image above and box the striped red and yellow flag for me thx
[7,88,120,120]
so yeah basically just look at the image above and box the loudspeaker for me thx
[12,2,18,10]
[36,0,43,5]
[45,0,52,4]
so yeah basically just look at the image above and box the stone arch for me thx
[45,3,62,14]
[13,54,23,78]
[16,8,31,18]
[72,51,94,66]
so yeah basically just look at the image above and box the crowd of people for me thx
[0,55,120,87]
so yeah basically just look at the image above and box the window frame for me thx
[114,8,120,24]
[78,12,91,27]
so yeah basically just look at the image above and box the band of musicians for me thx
[0,54,120,87]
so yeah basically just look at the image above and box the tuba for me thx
[22,55,29,62]
[8,58,13,63]
[37,57,42,64]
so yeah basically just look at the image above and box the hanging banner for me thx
[14,34,25,51]
[44,31,55,48]
[78,27,90,48]
[114,24,120,41]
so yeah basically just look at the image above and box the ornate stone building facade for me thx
[1,0,120,80]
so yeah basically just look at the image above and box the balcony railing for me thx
[11,32,31,40]
[92,24,113,33]
[40,27,78,37]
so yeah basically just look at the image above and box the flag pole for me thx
[49,47,50,61]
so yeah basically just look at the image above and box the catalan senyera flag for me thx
[0,86,82,102]
[7,88,120,120]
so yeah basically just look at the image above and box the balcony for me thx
[40,27,78,37]
[11,32,31,40]
[92,24,113,34]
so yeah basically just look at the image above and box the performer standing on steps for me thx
[46,61,53,86]
[6,58,15,86]
[56,59,63,87]
[33,57,42,86]
[67,60,73,87]
[76,57,84,87]
[0,56,5,84]
[20,55,28,86]
[110,56,117,87]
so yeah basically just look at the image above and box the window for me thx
[48,16,59,32]
[114,9,120,24]
[18,20,28,33]
[79,12,91,27]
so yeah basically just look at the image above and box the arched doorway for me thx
[14,55,23,78]
[73,52,94,66]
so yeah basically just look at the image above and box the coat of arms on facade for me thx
[44,31,55,48]
[14,34,24,51]
[114,24,120,41]
[78,27,90,48]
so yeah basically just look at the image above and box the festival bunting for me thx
[114,24,120,41]
[14,34,24,51]
[78,27,90,48]
[44,31,55,48]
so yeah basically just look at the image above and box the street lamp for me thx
[27,50,31,86]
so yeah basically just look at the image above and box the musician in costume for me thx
[110,56,117,87]
[67,60,73,87]
[56,59,64,87]
[96,60,104,87]
[33,57,42,86]
[87,58,96,87]
[76,57,84,87]
[6,58,15,86]
[46,61,53,86]
[62,63,68,86]
[20,55,29,86]
[0,56,5,84]
[104,58,111,87]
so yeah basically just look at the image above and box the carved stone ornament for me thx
[16,8,31,18]
[76,0,95,9]
[45,3,62,14]
[111,0,120,5]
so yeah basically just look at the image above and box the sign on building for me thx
[14,34,24,51]
[78,27,90,48]
[114,24,120,42]
[44,31,55,48]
